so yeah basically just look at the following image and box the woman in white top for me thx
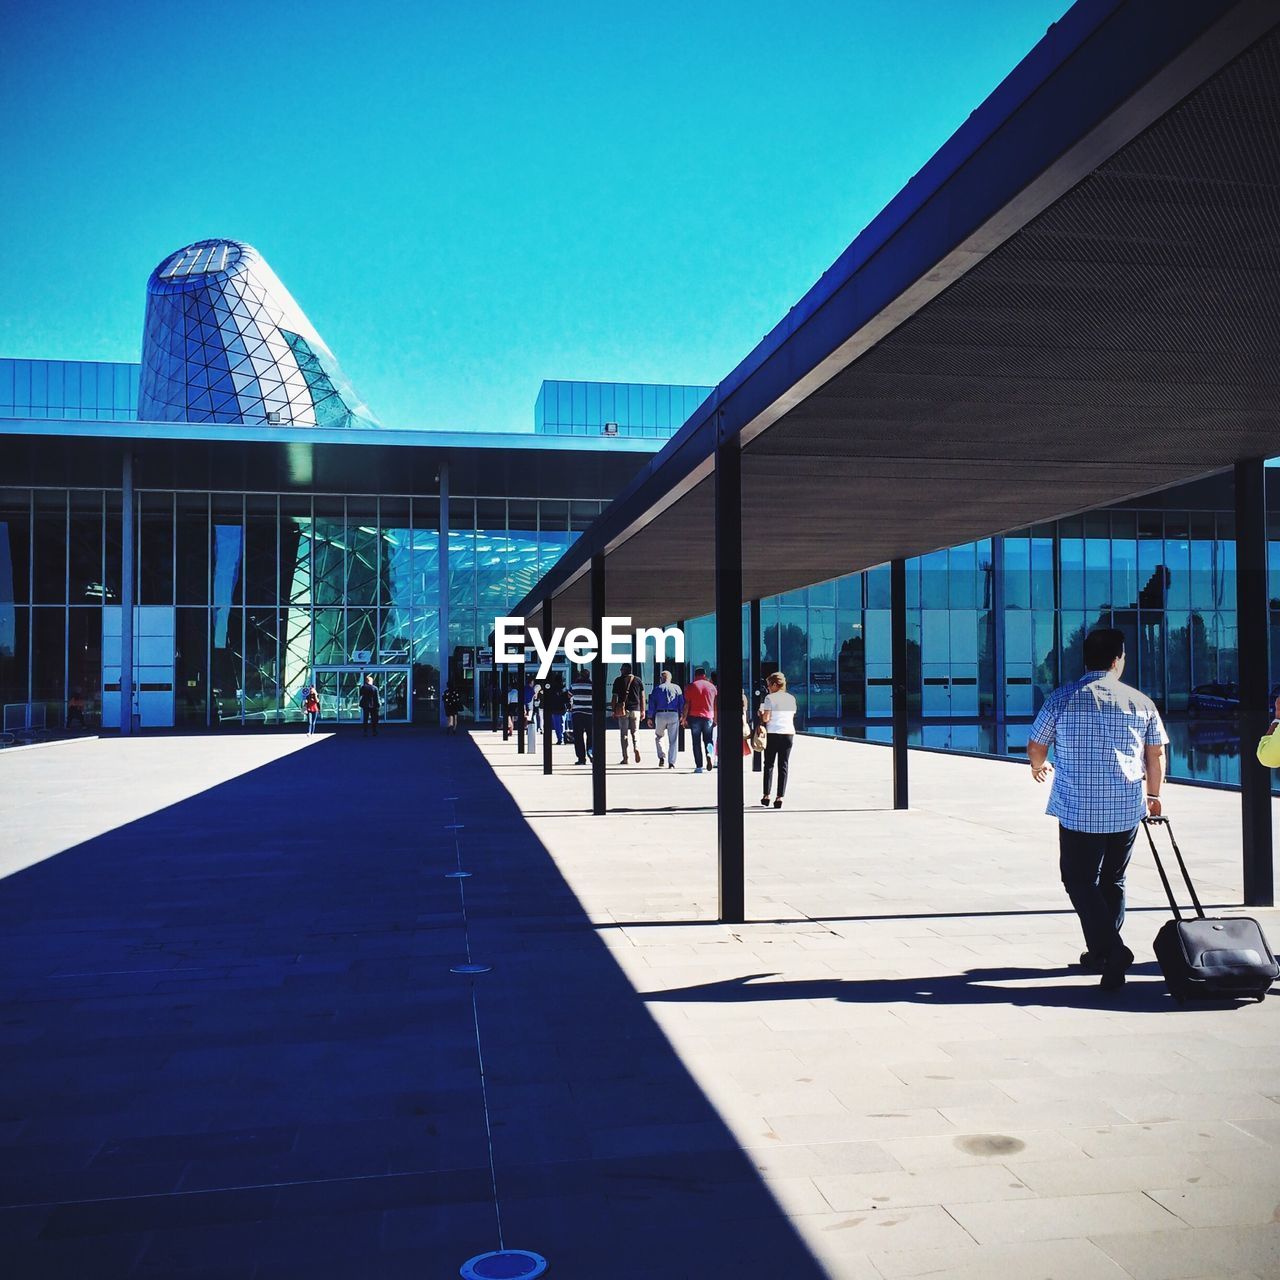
[758,671,798,809]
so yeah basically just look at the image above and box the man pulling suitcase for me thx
[1027,628,1168,990]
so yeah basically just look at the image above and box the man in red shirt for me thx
[682,667,718,774]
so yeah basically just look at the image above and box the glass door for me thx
[379,668,410,721]
[313,666,412,723]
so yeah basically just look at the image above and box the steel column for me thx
[1236,459,1274,907]
[715,421,745,923]
[591,554,607,815]
[120,451,135,736]
[517,657,526,754]
[437,462,450,726]
[991,535,1007,726]
[543,596,554,776]
[750,598,763,774]
[891,557,909,810]
[677,619,687,753]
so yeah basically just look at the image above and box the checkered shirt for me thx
[1029,671,1168,834]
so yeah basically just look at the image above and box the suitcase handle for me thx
[1142,816,1207,922]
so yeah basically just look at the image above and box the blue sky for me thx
[0,0,1071,431]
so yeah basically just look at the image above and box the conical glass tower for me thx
[139,238,376,427]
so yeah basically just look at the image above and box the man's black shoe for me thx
[1078,951,1106,974]
[1099,945,1134,991]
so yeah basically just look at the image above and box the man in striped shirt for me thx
[569,673,594,765]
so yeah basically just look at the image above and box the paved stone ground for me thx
[483,729,1280,1280]
[1,729,1277,1278]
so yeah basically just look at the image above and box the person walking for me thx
[531,679,544,734]
[505,682,520,734]
[66,690,87,730]
[1256,695,1280,767]
[1027,627,1167,990]
[523,675,538,733]
[359,674,381,737]
[545,675,568,744]
[303,685,321,736]
[758,672,797,808]
[683,666,718,774]
[570,670,593,765]
[649,669,684,768]
[443,683,464,734]
[611,663,645,763]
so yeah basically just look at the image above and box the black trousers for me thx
[362,706,380,735]
[763,734,794,797]
[1058,824,1138,958]
[573,715,592,763]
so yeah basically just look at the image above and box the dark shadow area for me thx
[643,966,1274,1014]
[0,734,828,1278]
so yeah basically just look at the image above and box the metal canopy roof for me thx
[516,0,1280,631]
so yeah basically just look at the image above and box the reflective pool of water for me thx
[806,719,1275,790]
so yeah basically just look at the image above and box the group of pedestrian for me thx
[293,676,381,737]
[536,626,1176,993]
[533,663,798,802]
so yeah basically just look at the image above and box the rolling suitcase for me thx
[1143,817,1278,1002]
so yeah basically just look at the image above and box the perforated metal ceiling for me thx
[533,22,1280,632]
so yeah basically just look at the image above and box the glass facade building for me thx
[0,358,139,421]
[2,238,1271,786]
[534,380,713,438]
[654,477,1274,788]
[0,487,612,728]
[1,239,645,733]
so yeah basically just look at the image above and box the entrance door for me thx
[103,606,176,728]
[312,667,412,723]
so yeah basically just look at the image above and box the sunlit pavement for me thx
[483,729,1280,1280]
[0,728,1277,1278]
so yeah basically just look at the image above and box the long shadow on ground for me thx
[642,966,1275,1013]
[0,733,827,1279]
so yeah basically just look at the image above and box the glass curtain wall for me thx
[0,358,139,422]
[0,488,599,728]
[681,508,1244,731]
[0,489,1257,737]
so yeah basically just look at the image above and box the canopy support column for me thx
[1236,459,1273,907]
[120,450,135,736]
[542,596,554,776]
[516,657,526,754]
[892,557,909,810]
[991,535,1007,726]
[591,554,607,816]
[715,421,745,924]
[750,598,763,774]
[677,620,687,753]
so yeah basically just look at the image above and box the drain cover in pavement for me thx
[460,1250,547,1279]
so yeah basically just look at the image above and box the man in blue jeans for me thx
[1027,628,1167,990]
[682,667,718,774]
